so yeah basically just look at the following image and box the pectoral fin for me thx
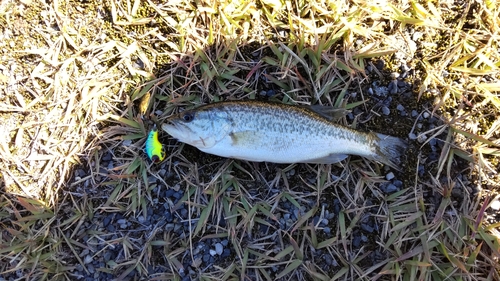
[305,154,348,164]
[229,130,261,147]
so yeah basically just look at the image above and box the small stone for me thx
[107,224,115,232]
[396,104,405,111]
[388,80,398,94]
[490,200,500,211]
[84,255,93,264]
[173,224,182,232]
[408,133,417,140]
[221,248,231,258]
[323,227,331,234]
[397,80,408,88]
[382,183,398,193]
[159,169,167,177]
[215,243,223,255]
[192,257,202,268]
[103,216,112,227]
[451,188,464,199]
[381,106,390,115]
[87,263,95,274]
[173,192,183,199]
[412,31,424,41]
[203,254,210,262]
[103,251,113,262]
[411,110,418,117]
[417,134,428,143]
[165,189,175,197]
[80,248,90,257]
[375,59,385,70]
[386,172,395,181]
[429,88,439,94]
[180,208,188,218]
[400,63,410,73]
[102,153,112,161]
[75,264,83,272]
[393,180,403,188]
[418,165,425,176]
[361,223,374,233]
[312,216,320,225]
[423,112,430,118]
[353,235,361,247]
[76,169,86,177]
[209,249,217,256]
[326,212,335,220]
[148,176,157,184]
[374,86,389,96]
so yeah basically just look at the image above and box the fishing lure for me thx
[145,125,166,163]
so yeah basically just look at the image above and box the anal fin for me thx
[305,154,348,164]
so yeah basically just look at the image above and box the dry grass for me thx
[1,0,499,280]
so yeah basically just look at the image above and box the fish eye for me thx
[181,112,194,122]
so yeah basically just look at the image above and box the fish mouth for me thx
[161,120,188,141]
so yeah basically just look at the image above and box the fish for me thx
[145,125,166,163]
[161,100,407,170]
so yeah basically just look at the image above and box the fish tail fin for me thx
[371,133,408,171]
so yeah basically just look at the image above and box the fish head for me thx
[161,108,232,149]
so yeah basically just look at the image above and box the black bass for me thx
[161,100,407,169]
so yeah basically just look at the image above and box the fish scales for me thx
[200,102,368,153]
[208,102,358,140]
[161,100,406,169]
